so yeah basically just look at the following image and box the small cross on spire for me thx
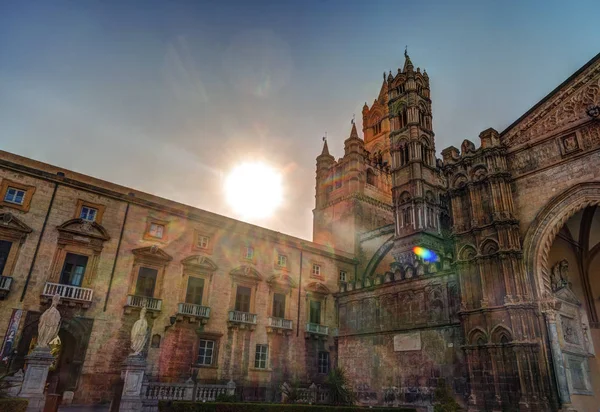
[404,46,408,58]
[351,114,355,125]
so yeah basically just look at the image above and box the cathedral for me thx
[0,51,599,412]
[314,51,600,412]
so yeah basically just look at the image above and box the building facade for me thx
[0,51,600,411]
[0,151,355,404]
[315,52,600,411]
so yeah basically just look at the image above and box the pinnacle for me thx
[320,139,330,156]
[349,122,359,139]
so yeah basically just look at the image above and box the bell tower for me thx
[388,50,447,264]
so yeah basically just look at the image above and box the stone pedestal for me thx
[119,355,146,412]
[19,347,54,412]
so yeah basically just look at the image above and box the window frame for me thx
[272,292,287,319]
[59,252,89,287]
[254,344,269,369]
[75,199,106,223]
[193,332,222,369]
[197,235,210,250]
[318,351,330,374]
[244,246,255,260]
[143,218,169,242]
[311,263,322,278]
[197,339,216,366]
[277,254,287,268]
[339,270,347,283]
[185,276,206,306]
[0,180,35,212]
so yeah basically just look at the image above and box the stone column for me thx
[19,347,55,412]
[119,355,146,412]
[544,309,573,410]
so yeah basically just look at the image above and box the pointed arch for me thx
[490,325,513,343]
[452,174,468,189]
[480,238,499,256]
[468,327,488,345]
[458,244,477,261]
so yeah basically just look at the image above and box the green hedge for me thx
[158,402,416,412]
[0,398,28,412]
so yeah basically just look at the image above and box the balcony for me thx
[42,282,93,308]
[228,310,257,330]
[305,323,329,339]
[176,302,210,324]
[0,276,13,299]
[125,295,163,317]
[267,317,293,335]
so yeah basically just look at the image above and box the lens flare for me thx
[225,162,283,220]
[413,246,438,262]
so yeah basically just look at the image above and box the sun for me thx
[225,162,283,220]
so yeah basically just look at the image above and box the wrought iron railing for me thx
[42,282,93,302]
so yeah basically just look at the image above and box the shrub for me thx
[325,368,356,406]
[0,398,28,412]
[158,401,416,412]
[215,393,237,403]
[433,379,461,412]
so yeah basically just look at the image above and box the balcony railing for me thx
[305,323,329,336]
[43,282,93,303]
[228,310,257,325]
[126,295,162,311]
[268,317,293,330]
[0,276,13,292]
[178,302,210,319]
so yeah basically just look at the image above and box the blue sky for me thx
[1,0,598,240]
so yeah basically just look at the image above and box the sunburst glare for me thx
[225,162,283,220]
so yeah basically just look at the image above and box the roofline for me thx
[500,52,600,137]
[0,150,356,263]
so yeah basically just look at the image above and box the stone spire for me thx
[349,122,359,139]
[320,138,330,156]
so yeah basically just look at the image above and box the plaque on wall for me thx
[393,332,421,352]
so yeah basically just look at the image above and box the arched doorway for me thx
[523,182,600,411]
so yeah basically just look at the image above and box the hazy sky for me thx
[1,0,598,240]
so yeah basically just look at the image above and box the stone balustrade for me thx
[42,282,93,303]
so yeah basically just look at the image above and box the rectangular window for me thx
[254,344,268,369]
[197,235,210,249]
[4,187,26,205]
[0,240,13,275]
[79,206,98,222]
[318,352,329,374]
[186,277,205,306]
[245,247,254,260]
[197,340,215,365]
[277,254,287,267]
[148,223,164,239]
[235,286,251,313]
[339,270,347,282]
[310,300,321,324]
[312,264,321,277]
[59,253,88,287]
[272,293,286,318]
[135,267,158,297]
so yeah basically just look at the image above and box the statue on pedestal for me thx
[37,294,61,349]
[130,307,148,356]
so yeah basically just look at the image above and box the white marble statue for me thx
[37,294,61,349]
[130,306,149,356]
